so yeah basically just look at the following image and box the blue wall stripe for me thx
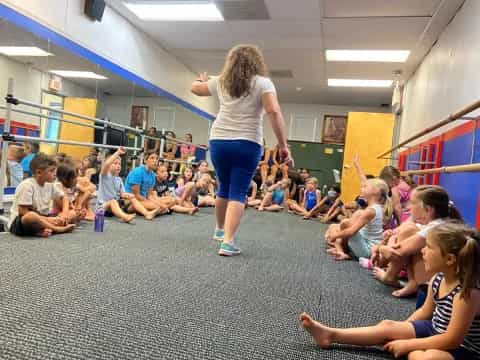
[0,3,215,121]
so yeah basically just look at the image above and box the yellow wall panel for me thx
[341,112,395,202]
[58,98,97,160]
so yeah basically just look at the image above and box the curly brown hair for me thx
[220,44,268,98]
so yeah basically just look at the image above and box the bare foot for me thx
[372,267,400,287]
[123,213,136,223]
[334,252,351,261]
[36,228,53,238]
[258,207,265,211]
[299,312,333,348]
[392,281,418,298]
[188,207,198,215]
[326,248,337,255]
[145,208,160,220]
[53,224,76,233]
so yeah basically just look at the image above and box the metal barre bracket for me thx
[1,133,14,142]
[4,94,18,105]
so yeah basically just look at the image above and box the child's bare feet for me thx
[188,207,198,215]
[53,224,76,233]
[326,247,337,255]
[84,209,95,221]
[123,213,136,223]
[334,252,351,261]
[36,228,53,237]
[372,267,401,287]
[258,206,265,211]
[392,281,418,298]
[145,209,160,220]
[299,312,333,348]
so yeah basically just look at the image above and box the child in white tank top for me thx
[324,178,392,261]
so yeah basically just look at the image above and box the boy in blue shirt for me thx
[124,151,166,216]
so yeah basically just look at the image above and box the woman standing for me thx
[191,44,291,256]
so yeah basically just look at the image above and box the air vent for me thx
[215,0,270,20]
[270,70,293,79]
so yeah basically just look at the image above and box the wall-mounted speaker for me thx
[84,0,106,22]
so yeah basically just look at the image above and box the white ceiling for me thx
[0,20,153,98]
[106,0,465,106]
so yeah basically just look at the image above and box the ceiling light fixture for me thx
[123,1,224,21]
[49,70,108,80]
[328,79,393,88]
[326,50,410,63]
[0,46,53,57]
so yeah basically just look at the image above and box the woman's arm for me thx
[191,73,211,96]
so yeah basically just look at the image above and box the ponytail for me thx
[458,231,480,299]
[448,201,463,222]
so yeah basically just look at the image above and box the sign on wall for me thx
[322,115,347,144]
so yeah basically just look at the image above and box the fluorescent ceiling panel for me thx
[328,79,393,87]
[123,2,224,21]
[0,46,53,56]
[49,71,108,80]
[326,50,410,62]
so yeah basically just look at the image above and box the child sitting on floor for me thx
[258,179,290,212]
[300,222,480,360]
[287,177,321,216]
[150,164,197,215]
[304,184,341,220]
[97,147,139,223]
[324,178,392,261]
[52,162,86,224]
[8,153,75,237]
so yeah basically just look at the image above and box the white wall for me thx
[2,0,218,117]
[399,0,480,144]
[0,54,96,125]
[263,103,389,148]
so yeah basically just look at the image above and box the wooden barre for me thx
[401,162,480,176]
[377,99,480,159]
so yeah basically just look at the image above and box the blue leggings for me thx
[209,139,262,203]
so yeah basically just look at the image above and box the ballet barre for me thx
[0,105,104,130]
[5,94,143,134]
[3,134,142,152]
[377,99,480,159]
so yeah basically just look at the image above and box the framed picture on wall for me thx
[322,115,347,144]
[131,105,149,129]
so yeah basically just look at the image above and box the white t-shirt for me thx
[8,178,64,228]
[417,218,447,238]
[207,75,276,145]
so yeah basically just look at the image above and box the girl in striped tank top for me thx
[300,223,480,359]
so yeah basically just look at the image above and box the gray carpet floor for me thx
[0,209,415,359]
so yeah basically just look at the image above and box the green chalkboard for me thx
[288,140,344,190]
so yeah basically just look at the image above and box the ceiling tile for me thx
[324,0,442,18]
[264,0,322,20]
[323,17,430,49]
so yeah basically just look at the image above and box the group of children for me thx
[6,145,216,237]
[4,142,480,359]
[297,155,480,360]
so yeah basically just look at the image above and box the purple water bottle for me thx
[94,206,105,232]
